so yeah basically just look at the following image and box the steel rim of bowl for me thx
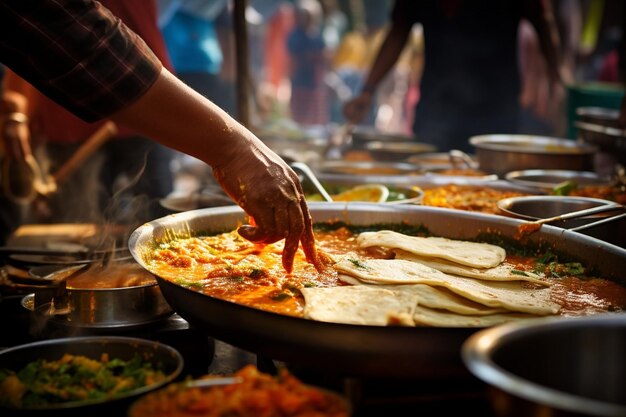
[469,134,597,154]
[0,335,184,411]
[462,315,626,417]
[317,160,422,176]
[505,169,610,191]
[496,196,617,222]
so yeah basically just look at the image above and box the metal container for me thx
[497,195,626,247]
[504,169,611,192]
[462,314,626,417]
[364,140,437,162]
[315,160,422,176]
[24,262,174,330]
[350,127,416,150]
[469,135,596,176]
[129,203,626,378]
[575,107,626,167]
[0,336,183,415]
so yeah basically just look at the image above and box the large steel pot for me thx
[128,203,626,378]
[470,135,596,176]
[24,262,174,331]
[462,314,626,417]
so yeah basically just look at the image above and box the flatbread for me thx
[389,284,508,316]
[334,257,560,315]
[300,285,418,326]
[357,230,506,268]
[412,305,540,327]
[336,277,505,315]
[395,250,549,286]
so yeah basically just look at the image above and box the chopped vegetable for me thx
[0,353,166,408]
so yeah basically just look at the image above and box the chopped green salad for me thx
[0,353,166,408]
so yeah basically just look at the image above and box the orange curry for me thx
[145,226,626,319]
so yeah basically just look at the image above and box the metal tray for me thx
[129,203,626,379]
[505,169,611,191]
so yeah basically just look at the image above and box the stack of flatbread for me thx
[301,230,560,327]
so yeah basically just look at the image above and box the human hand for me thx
[342,91,373,124]
[212,139,320,273]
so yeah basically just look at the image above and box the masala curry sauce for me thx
[146,225,626,321]
[148,230,349,317]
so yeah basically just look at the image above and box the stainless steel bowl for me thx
[315,160,422,176]
[0,336,183,414]
[462,314,626,417]
[497,195,626,247]
[470,135,597,176]
[365,140,437,162]
[23,262,174,330]
[575,107,626,170]
[350,127,416,149]
[505,169,611,192]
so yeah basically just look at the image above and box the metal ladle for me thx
[290,162,333,202]
[516,202,625,237]
[28,264,88,285]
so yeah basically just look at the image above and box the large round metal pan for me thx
[128,203,626,379]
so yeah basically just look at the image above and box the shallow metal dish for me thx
[160,192,234,213]
[575,107,626,164]
[505,169,611,191]
[0,336,183,414]
[364,140,437,162]
[303,179,423,204]
[315,160,422,176]
[22,262,174,330]
[350,127,416,149]
[129,203,626,378]
[497,195,626,247]
[462,314,626,417]
[470,134,596,176]
[408,151,479,170]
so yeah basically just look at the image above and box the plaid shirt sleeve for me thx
[0,0,163,122]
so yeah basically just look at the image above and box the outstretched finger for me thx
[282,200,304,273]
[298,198,323,271]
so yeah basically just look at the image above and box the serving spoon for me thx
[290,162,334,202]
[27,264,88,285]
[516,202,625,236]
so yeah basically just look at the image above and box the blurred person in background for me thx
[343,0,567,153]
[159,0,234,115]
[1,0,178,233]
[1,0,320,271]
[287,0,331,126]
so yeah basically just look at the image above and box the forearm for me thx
[110,67,262,169]
[361,23,412,93]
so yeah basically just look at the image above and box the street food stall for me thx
[2,1,626,416]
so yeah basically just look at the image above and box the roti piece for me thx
[300,285,418,326]
[395,249,549,286]
[334,257,560,315]
[389,284,508,316]
[357,230,505,268]
[412,305,539,327]
[336,276,505,315]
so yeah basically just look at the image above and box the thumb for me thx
[237,224,266,242]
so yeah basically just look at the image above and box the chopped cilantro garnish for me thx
[348,258,369,269]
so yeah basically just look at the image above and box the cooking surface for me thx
[0,291,494,416]
[2,180,625,415]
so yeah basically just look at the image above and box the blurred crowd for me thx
[0,0,624,244]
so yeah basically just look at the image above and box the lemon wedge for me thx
[332,184,390,203]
